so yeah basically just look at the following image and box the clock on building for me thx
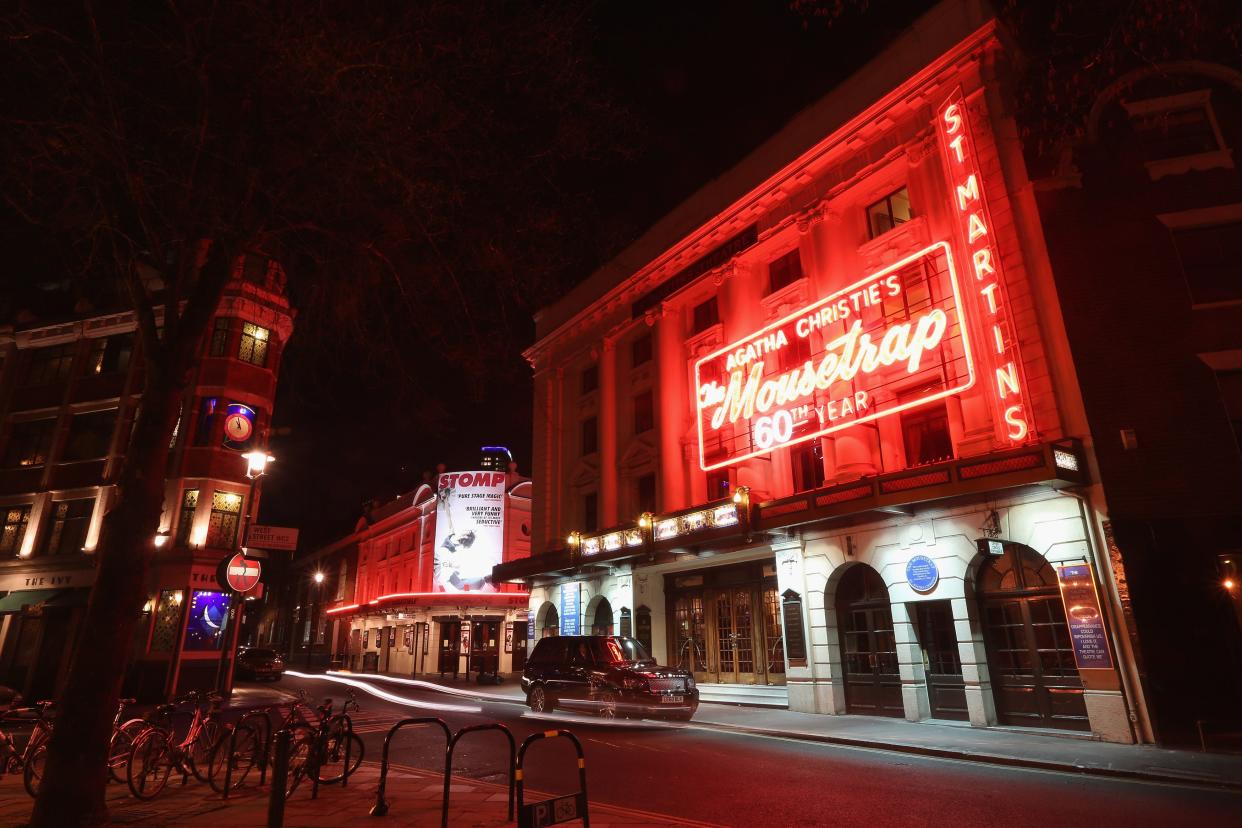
[222,403,257,450]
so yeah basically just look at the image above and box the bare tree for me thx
[0,2,625,824]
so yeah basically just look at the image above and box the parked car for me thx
[521,635,698,721]
[235,647,285,681]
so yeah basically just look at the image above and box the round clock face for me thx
[224,413,253,442]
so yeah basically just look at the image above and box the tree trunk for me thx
[27,373,183,827]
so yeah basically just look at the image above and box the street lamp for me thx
[220,448,274,693]
[243,450,275,480]
[309,571,326,670]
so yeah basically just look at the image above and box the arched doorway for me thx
[590,597,614,636]
[977,546,1089,730]
[836,565,903,717]
[536,601,559,639]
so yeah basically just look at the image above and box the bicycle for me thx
[284,690,363,796]
[0,698,56,798]
[106,697,143,784]
[125,691,226,800]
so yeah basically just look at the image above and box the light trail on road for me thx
[285,669,483,714]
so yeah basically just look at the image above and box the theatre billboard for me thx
[433,470,507,592]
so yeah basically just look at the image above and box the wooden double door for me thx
[668,564,785,686]
[838,565,904,717]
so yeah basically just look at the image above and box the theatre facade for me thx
[494,1,1151,743]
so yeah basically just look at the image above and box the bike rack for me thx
[310,713,355,799]
[516,729,589,828]
[239,709,274,786]
[370,717,451,817]
[443,723,515,828]
[222,722,258,800]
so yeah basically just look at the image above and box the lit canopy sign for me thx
[694,242,975,471]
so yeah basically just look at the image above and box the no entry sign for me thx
[217,553,262,593]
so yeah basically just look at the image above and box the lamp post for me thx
[219,449,274,694]
[309,570,325,670]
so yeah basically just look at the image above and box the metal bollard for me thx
[370,717,451,817]
[267,728,291,828]
[341,715,354,788]
[516,729,589,828]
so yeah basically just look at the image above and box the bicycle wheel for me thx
[207,724,259,794]
[127,729,173,800]
[22,742,47,798]
[188,719,224,783]
[313,721,364,785]
[284,730,315,798]
[108,720,147,784]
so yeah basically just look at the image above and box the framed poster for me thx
[1057,564,1114,670]
[421,621,429,654]
[403,626,413,651]
[459,621,471,655]
[388,626,397,647]
[363,629,369,648]
[504,623,514,653]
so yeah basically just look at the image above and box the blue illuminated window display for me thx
[185,589,232,651]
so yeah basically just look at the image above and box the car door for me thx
[558,637,594,709]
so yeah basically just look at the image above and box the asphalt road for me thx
[260,674,1242,828]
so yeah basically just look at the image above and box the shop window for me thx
[582,491,598,533]
[37,498,93,557]
[633,389,654,434]
[902,402,954,467]
[636,472,657,514]
[691,297,719,335]
[790,440,824,492]
[185,590,232,651]
[580,363,598,395]
[62,409,118,462]
[1125,90,1228,166]
[580,416,598,456]
[1173,222,1242,305]
[175,488,199,546]
[24,343,75,387]
[209,317,231,357]
[706,468,732,500]
[2,418,56,467]
[767,249,803,295]
[238,322,270,367]
[193,397,219,446]
[867,187,914,239]
[631,333,652,367]
[205,490,243,549]
[149,589,184,652]
[0,505,32,556]
[85,334,134,376]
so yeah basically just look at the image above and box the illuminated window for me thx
[636,473,657,514]
[62,409,118,462]
[867,187,914,239]
[149,590,183,652]
[1126,90,1227,165]
[2,418,56,467]
[767,249,803,294]
[175,489,199,546]
[209,317,231,357]
[902,402,954,467]
[580,416,598,456]
[583,491,598,533]
[185,590,233,651]
[24,343,76,387]
[0,505,32,556]
[691,298,719,335]
[238,322,270,367]
[631,334,652,367]
[38,498,93,557]
[633,390,654,434]
[85,334,134,376]
[790,441,824,493]
[205,490,243,549]
[580,363,598,395]
[1173,222,1242,305]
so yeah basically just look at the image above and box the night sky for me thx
[260,1,937,547]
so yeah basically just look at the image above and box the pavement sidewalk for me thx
[347,671,1242,791]
[0,761,716,827]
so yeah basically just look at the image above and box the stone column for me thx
[598,338,618,527]
[654,307,688,511]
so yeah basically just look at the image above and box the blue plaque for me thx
[559,583,580,636]
[906,555,939,593]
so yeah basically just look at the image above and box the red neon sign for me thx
[694,242,976,471]
[937,88,1033,442]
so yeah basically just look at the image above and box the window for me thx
[62,409,118,461]
[0,505,32,556]
[38,498,93,557]
[636,473,657,514]
[184,590,232,651]
[175,489,199,546]
[706,469,731,500]
[1127,91,1226,163]
[1173,222,1242,305]
[790,441,825,493]
[336,559,349,601]
[210,317,231,357]
[691,298,719,335]
[580,363,598,395]
[205,490,243,549]
[780,331,812,371]
[902,402,954,467]
[193,397,219,446]
[631,334,653,367]
[867,187,914,238]
[238,322,270,367]
[633,390,654,434]
[767,249,803,294]
[85,334,134,376]
[24,343,75,387]
[2,418,56,467]
[580,416,598,456]
[583,491,598,533]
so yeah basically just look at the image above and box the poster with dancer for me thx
[433,470,506,592]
